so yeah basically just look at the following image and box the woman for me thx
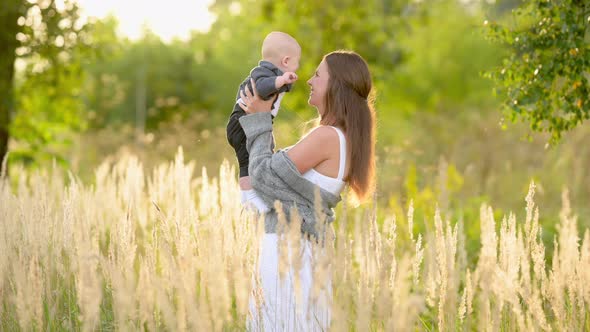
[238,50,376,331]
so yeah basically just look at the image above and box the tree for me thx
[0,0,92,166]
[486,0,590,143]
[0,1,24,165]
[82,21,221,131]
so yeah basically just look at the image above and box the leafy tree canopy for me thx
[486,0,590,143]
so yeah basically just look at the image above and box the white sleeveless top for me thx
[301,126,347,195]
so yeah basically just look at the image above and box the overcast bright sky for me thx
[76,0,217,41]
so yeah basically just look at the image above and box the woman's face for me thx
[307,60,330,112]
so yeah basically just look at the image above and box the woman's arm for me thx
[238,112,341,237]
[285,127,334,175]
[238,113,326,205]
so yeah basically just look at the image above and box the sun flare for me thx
[76,0,216,41]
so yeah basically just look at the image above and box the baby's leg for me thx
[227,105,269,213]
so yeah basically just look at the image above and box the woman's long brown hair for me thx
[321,50,376,203]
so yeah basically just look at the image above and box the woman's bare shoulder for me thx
[286,125,340,174]
[305,125,340,142]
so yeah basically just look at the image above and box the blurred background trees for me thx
[1,0,588,240]
[1,0,93,166]
[486,0,590,143]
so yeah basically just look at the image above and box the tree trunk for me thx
[0,1,23,167]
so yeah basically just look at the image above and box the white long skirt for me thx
[248,233,332,332]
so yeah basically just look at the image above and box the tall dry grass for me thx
[1,148,589,331]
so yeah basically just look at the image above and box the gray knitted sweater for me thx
[239,112,342,239]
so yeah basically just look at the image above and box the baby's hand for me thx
[276,72,298,88]
[282,72,298,84]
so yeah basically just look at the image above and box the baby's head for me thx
[262,31,301,73]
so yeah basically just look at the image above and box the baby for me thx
[226,31,301,212]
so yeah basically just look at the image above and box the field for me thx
[2,149,589,331]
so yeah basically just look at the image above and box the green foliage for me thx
[390,0,502,115]
[7,0,94,166]
[84,29,207,129]
[81,13,262,131]
[486,0,590,143]
[12,59,88,166]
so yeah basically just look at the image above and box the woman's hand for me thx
[238,79,275,114]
